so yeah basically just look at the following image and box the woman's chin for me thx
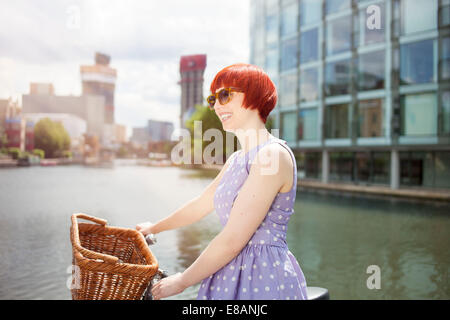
[221,121,235,132]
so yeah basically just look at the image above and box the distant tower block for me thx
[178,54,207,128]
[80,52,117,124]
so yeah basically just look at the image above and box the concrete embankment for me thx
[191,163,450,202]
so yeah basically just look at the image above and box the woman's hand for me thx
[151,272,187,300]
[135,221,155,236]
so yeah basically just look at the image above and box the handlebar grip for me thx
[145,233,157,245]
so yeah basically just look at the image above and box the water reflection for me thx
[176,222,219,269]
[178,169,219,180]
[0,165,448,300]
[287,190,450,299]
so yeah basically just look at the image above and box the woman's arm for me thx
[151,144,293,299]
[136,153,235,235]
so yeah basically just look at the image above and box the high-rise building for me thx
[147,119,174,142]
[130,127,149,147]
[22,83,105,139]
[250,0,450,190]
[80,52,117,124]
[4,118,34,151]
[29,83,54,95]
[0,99,31,151]
[130,120,174,147]
[114,124,128,144]
[0,99,10,129]
[178,54,207,128]
[0,98,20,125]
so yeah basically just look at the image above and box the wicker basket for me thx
[70,213,159,300]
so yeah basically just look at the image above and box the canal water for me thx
[0,161,448,300]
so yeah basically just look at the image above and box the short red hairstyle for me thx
[210,63,277,123]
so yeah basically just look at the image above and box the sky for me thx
[0,0,250,138]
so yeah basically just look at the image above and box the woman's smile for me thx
[218,112,233,123]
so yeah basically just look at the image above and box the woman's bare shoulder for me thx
[252,142,293,176]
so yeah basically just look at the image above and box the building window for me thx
[281,37,299,71]
[266,12,279,44]
[401,151,450,189]
[441,37,450,81]
[400,151,434,187]
[305,152,322,179]
[401,0,437,35]
[300,28,319,64]
[400,39,435,85]
[440,0,450,27]
[295,151,322,179]
[325,103,350,138]
[272,76,279,93]
[329,152,353,182]
[253,24,265,57]
[325,59,351,96]
[358,50,385,91]
[356,152,371,182]
[372,152,390,184]
[434,151,450,188]
[359,2,385,46]
[326,0,351,15]
[300,67,319,102]
[280,72,298,107]
[354,151,390,184]
[281,1,298,37]
[265,43,279,76]
[401,93,438,136]
[266,0,279,10]
[442,91,450,135]
[358,99,384,137]
[281,112,297,142]
[300,0,322,26]
[298,108,318,141]
[326,16,352,56]
[329,151,390,184]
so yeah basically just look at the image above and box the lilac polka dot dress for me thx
[196,137,308,300]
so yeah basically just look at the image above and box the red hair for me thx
[210,63,277,123]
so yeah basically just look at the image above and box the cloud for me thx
[0,0,250,132]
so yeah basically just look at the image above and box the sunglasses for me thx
[206,87,244,109]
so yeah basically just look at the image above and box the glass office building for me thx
[250,0,450,190]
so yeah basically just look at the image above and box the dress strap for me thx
[246,138,297,193]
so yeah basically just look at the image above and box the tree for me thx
[185,105,277,163]
[34,118,71,158]
[185,104,238,163]
[266,115,274,132]
[0,126,7,149]
[33,148,45,159]
[116,145,128,158]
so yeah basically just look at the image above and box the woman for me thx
[136,63,308,300]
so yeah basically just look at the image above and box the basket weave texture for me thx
[70,213,159,300]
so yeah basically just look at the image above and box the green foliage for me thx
[62,150,72,158]
[117,146,128,158]
[185,104,238,162]
[18,151,31,160]
[184,106,278,163]
[162,142,174,155]
[266,116,274,131]
[34,118,71,158]
[33,148,45,159]
[185,104,224,140]
[8,147,21,160]
[0,126,7,148]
